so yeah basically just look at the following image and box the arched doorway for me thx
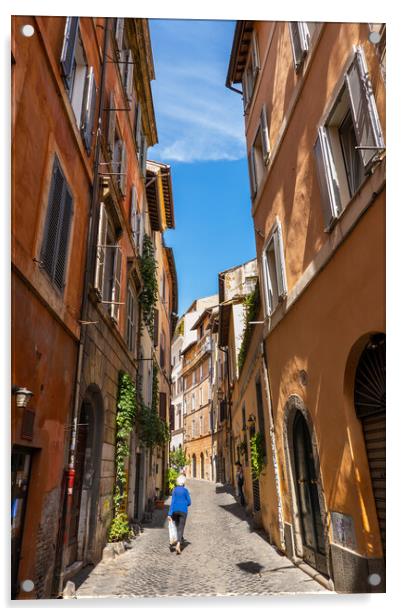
[200,453,204,479]
[354,333,386,556]
[192,454,197,478]
[292,411,327,575]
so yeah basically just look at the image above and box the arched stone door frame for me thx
[283,395,331,578]
[75,384,105,564]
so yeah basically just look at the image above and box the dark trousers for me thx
[238,483,245,506]
[172,511,187,543]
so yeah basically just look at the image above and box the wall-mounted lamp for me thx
[12,386,34,408]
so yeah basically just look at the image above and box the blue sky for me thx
[148,19,256,315]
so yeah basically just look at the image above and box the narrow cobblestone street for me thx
[75,480,331,598]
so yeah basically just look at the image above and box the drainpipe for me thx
[260,339,286,552]
[55,18,110,596]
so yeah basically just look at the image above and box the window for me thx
[106,92,127,196]
[184,397,187,415]
[191,394,195,411]
[60,18,96,152]
[248,105,270,199]
[177,404,182,429]
[160,331,166,368]
[94,202,122,322]
[114,19,134,104]
[192,419,196,438]
[199,416,203,436]
[288,22,317,73]
[126,282,137,353]
[41,156,73,292]
[130,185,144,255]
[262,219,287,316]
[200,388,203,407]
[242,31,260,111]
[314,47,385,230]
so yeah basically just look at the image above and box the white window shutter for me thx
[260,105,270,163]
[60,17,79,80]
[135,103,142,152]
[345,46,385,170]
[248,150,257,198]
[81,66,96,153]
[130,185,137,237]
[115,18,124,54]
[119,142,127,195]
[262,249,273,316]
[314,127,342,230]
[107,91,116,157]
[289,22,307,72]
[141,135,148,177]
[251,30,260,77]
[273,223,287,298]
[94,202,108,295]
[125,49,134,102]
[111,246,122,321]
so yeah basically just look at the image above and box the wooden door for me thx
[293,412,328,576]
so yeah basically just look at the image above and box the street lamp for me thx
[12,386,34,408]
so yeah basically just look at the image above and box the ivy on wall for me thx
[108,371,137,542]
[238,284,260,374]
[139,233,158,332]
[250,432,265,480]
[136,362,169,449]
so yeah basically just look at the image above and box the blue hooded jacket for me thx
[168,485,191,516]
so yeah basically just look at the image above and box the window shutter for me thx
[125,49,134,102]
[135,103,142,152]
[273,223,287,299]
[41,161,65,278]
[81,66,96,153]
[260,105,270,163]
[107,91,116,157]
[153,309,159,347]
[60,17,79,81]
[159,392,167,421]
[242,72,249,110]
[115,18,124,55]
[138,204,145,256]
[54,188,73,290]
[111,246,122,321]
[141,135,148,177]
[314,127,341,230]
[130,184,137,237]
[119,141,127,195]
[289,22,307,72]
[94,202,108,294]
[248,151,257,198]
[262,249,274,316]
[251,30,260,77]
[345,46,385,170]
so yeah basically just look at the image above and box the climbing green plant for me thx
[250,432,265,480]
[169,448,190,472]
[166,467,179,493]
[139,233,158,332]
[136,363,169,449]
[108,371,136,542]
[238,284,260,374]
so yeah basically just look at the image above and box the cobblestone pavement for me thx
[75,479,332,598]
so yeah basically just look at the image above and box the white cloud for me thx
[149,20,246,163]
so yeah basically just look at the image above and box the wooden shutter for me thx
[153,309,159,347]
[115,18,124,54]
[289,22,308,72]
[248,150,257,198]
[313,127,342,230]
[81,66,96,153]
[119,142,127,195]
[60,17,79,81]
[345,46,385,170]
[251,30,260,77]
[242,72,249,110]
[94,202,108,294]
[135,103,142,152]
[107,91,116,157]
[273,222,287,299]
[125,49,134,102]
[54,188,73,290]
[130,185,137,237]
[260,105,270,163]
[111,246,122,321]
[41,158,73,291]
[159,392,167,421]
[141,135,148,177]
[138,204,145,256]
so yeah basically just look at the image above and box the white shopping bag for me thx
[168,518,177,544]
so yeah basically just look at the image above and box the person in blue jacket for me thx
[168,474,191,554]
